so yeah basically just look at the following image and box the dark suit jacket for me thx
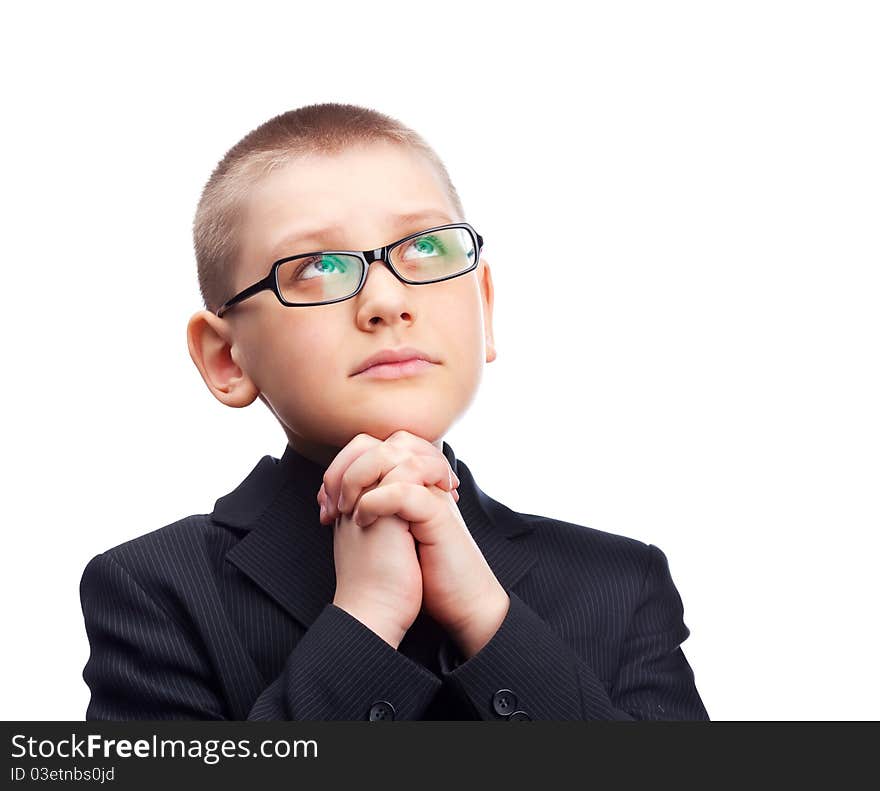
[79,441,709,720]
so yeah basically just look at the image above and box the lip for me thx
[353,358,437,380]
[351,346,438,376]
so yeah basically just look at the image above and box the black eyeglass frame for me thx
[215,221,484,317]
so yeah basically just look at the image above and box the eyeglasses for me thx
[215,222,483,317]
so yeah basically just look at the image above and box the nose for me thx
[359,255,402,293]
[351,251,416,324]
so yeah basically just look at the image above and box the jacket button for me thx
[509,710,531,720]
[368,700,396,721]
[492,689,517,717]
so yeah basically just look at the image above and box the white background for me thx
[2,1,877,720]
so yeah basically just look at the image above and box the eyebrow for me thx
[267,209,455,258]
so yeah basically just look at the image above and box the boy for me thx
[79,102,709,721]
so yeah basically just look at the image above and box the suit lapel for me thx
[213,442,537,632]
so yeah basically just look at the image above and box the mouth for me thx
[351,345,440,377]
[352,358,438,380]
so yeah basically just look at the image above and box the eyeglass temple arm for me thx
[215,271,274,317]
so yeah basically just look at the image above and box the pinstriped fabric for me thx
[81,551,228,720]
[443,589,584,719]
[249,604,441,720]
[81,529,443,720]
[79,441,709,720]
[610,544,703,719]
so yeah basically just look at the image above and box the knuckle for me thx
[400,454,422,472]
[339,470,355,497]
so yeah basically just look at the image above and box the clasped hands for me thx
[316,430,509,659]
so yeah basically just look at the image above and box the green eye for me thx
[294,255,350,279]
[406,235,447,258]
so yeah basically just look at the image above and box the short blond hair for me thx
[192,102,467,314]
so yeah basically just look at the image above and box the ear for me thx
[477,256,497,363]
[186,310,261,407]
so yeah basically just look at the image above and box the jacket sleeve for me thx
[80,552,442,720]
[440,544,709,720]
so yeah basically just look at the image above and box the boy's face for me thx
[188,140,496,467]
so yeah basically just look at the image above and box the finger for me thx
[319,486,337,524]
[378,453,460,500]
[334,442,414,518]
[324,432,455,523]
[320,431,460,523]
[350,481,437,528]
[320,473,458,526]
[319,433,381,524]
[387,431,461,488]
[331,449,459,524]
[335,453,459,527]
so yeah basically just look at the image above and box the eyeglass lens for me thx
[276,227,476,305]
